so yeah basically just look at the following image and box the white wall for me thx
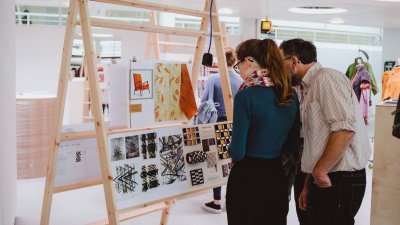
[16,25,243,95]
[0,0,17,224]
[382,28,400,63]
[16,26,65,94]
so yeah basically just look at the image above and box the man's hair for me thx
[279,38,317,64]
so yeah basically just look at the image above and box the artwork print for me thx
[125,135,139,159]
[153,63,186,122]
[140,133,158,159]
[215,123,233,159]
[130,69,153,100]
[182,127,201,146]
[110,137,125,161]
[206,152,218,172]
[159,135,186,185]
[113,164,138,194]
[141,164,160,192]
[190,168,205,186]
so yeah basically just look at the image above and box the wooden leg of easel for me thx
[160,199,176,225]
[211,1,233,120]
[78,0,119,224]
[191,0,211,90]
[40,1,78,225]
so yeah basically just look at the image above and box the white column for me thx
[240,18,257,42]
[382,28,400,62]
[0,0,17,224]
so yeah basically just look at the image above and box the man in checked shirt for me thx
[279,39,371,225]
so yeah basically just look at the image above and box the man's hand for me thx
[312,169,332,188]
[299,188,309,211]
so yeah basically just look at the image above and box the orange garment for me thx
[381,71,393,100]
[383,67,400,100]
[179,64,198,119]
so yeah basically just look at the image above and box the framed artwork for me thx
[130,69,153,100]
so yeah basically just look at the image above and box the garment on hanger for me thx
[179,64,198,120]
[351,64,371,124]
[345,57,379,95]
[382,67,400,100]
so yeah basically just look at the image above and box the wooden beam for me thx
[211,0,233,120]
[92,0,217,18]
[87,201,173,225]
[53,179,103,193]
[191,0,211,90]
[159,41,197,48]
[60,123,187,141]
[78,0,119,224]
[82,18,220,37]
[40,1,78,224]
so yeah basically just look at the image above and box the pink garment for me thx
[360,83,371,124]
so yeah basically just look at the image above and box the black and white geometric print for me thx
[159,134,186,185]
[140,164,160,192]
[186,151,207,165]
[110,137,125,161]
[202,139,210,152]
[125,135,140,159]
[206,152,217,170]
[113,164,138,194]
[190,168,205,186]
[222,164,230,177]
[140,133,158,159]
[75,151,82,163]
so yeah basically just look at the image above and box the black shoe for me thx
[202,201,222,214]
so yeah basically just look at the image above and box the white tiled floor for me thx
[15,166,373,225]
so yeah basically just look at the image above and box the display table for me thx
[16,94,56,179]
[371,105,400,225]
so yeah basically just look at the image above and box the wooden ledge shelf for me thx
[92,0,217,18]
[60,123,187,141]
[78,18,221,37]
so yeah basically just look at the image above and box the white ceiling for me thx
[15,0,400,29]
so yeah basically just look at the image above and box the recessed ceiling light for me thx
[289,7,348,14]
[375,0,400,2]
[218,8,234,15]
[330,17,344,24]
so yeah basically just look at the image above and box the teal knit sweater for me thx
[228,86,300,162]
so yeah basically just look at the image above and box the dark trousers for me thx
[212,116,226,201]
[226,156,288,225]
[308,169,366,225]
[294,171,308,225]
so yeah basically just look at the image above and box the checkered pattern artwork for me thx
[206,152,217,172]
[182,127,201,146]
[190,168,204,186]
[214,123,233,159]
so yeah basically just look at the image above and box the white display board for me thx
[53,122,232,211]
[108,122,232,210]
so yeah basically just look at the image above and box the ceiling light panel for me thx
[289,7,348,14]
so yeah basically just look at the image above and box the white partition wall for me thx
[0,0,17,224]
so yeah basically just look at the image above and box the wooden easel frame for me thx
[40,0,233,224]
[144,11,229,60]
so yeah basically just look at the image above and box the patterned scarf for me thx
[238,69,275,91]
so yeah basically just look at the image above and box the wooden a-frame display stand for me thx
[40,0,233,224]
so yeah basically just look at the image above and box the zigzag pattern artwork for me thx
[141,164,160,192]
[113,164,138,194]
